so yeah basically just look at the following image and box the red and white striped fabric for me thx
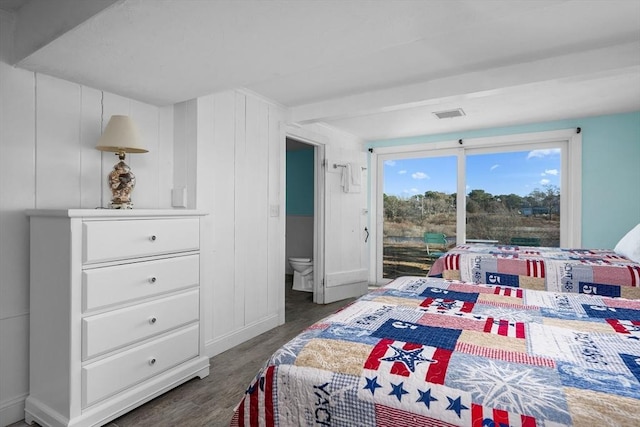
[471,404,537,427]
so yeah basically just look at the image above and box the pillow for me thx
[614,223,640,263]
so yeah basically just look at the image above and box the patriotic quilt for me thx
[231,276,640,426]
[428,244,640,300]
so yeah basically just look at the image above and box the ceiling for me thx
[2,0,639,141]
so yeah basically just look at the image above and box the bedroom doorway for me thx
[285,137,318,310]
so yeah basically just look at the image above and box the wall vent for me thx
[433,108,465,119]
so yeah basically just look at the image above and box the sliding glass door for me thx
[465,147,561,246]
[374,129,581,284]
[381,153,457,278]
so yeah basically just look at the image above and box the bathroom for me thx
[285,137,315,292]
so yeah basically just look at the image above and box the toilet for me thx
[289,257,314,292]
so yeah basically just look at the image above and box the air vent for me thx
[433,108,465,119]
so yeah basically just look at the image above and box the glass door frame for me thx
[369,129,582,285]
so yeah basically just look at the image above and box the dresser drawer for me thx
[83,218,199,264]
[82,324,199,408]
[82,290,199,360]
[82,254,199,312]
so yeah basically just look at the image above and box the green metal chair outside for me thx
[510,237,541,246]
[424,232,448,259]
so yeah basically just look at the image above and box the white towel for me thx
[341,163,351,193]
[340,163,361,193]
[351,163,361,186]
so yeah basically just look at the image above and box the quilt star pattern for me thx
[231,276,640,426]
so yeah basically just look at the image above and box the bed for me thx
[428,244,640,300]
[231,276,640,426]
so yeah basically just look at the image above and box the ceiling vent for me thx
[433,108,465,119]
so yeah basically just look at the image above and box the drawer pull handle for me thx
[149,358,156,366]
[149,317,157,324]
[150,235,157,241]
[149,277,157,284]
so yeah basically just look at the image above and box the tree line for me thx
[384,185,560,222]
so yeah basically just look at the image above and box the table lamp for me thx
[96,115,148,209]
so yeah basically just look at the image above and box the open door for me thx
[316,151,369,304]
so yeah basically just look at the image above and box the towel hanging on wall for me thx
[341,163,361,193]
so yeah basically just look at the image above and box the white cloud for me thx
[402,188,420,194]
[490,164,499,171]
[527,148,561,159]
[412,172,429,180]
[398,170,407,175]
[540,178,550,185]
[384,160,396,166]
[544,169,559,176]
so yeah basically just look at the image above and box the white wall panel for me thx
[173,100,197,209]
[0,12,33,425]
[233,93,247,330]
[210,91,237,340]
[79,86,103,209]
[244,96,270,325]
[195,94,216,344]
[268,104,285,320]
[158,105,174,208]
[0,61,35,320]
[130,99,160,208]
[35,74,81,208]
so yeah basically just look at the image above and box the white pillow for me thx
[614,223,640,263]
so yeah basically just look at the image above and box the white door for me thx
[316,153,369,304]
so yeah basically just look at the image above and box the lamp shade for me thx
[96,115,147,153]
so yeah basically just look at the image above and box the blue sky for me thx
[383,148,561,197]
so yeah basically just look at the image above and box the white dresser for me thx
[24,210,210,427]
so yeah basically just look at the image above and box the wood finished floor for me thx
[12,277,355,427]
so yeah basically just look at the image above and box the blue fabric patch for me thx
[485,272,520,287]
[578,282,621,298]
[372,319,461,350]
[420,288,479,303]
[557,361,640,399]
[620,353,640,383]
[319,325,379,345]
[581,305,640,320]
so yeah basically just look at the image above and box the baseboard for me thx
[0,393,27,427]
[204,314,281,357]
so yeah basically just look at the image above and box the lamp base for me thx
[109,201,134,210]
[107,157,136,209]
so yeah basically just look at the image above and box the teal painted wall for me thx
[286,148,314,216]
[367,111,640,249]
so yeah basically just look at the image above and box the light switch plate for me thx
[172,187,187,208]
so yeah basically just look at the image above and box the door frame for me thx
[285,125,327,303]
[369,128,582,285]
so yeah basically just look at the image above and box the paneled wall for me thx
[0,12,173,424]
[174,91,286,356]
